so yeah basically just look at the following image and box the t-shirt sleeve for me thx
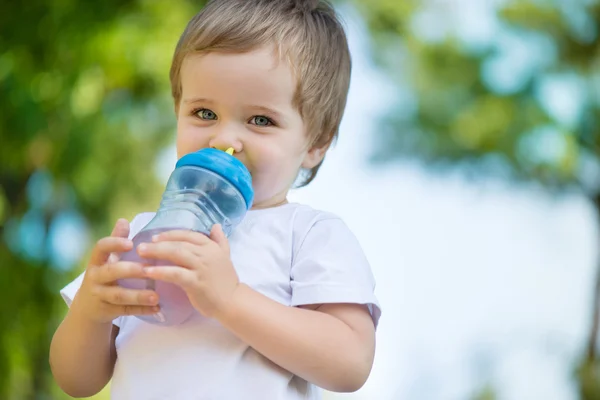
[290,217,381,328]
[59,212,155,328]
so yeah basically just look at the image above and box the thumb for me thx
[210,224,229,253]
[111,218,130,239]
[108,218,131,263]
[90,219,131,267]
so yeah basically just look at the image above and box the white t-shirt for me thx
[61,203,381,400]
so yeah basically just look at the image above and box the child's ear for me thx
[301,141,330,169]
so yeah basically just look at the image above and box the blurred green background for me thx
[1,0,599,399]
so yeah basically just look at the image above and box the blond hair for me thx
[169,0,351,186]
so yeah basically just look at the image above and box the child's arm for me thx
[50,219,160,397]
[217,286,375,392]
[141,225,376,392]
[50,314,119,397]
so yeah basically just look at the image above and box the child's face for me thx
[176,46,324,209]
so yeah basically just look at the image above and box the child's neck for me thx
[250,197,289,210]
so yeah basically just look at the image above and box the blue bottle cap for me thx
[175,148,254,209]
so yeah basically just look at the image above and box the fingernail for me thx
[138,244,146,252]
[152,235,159,242]
[148,295,157,304]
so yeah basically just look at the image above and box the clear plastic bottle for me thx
[118,148,253,326]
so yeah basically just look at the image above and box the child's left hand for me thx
[137,224,239,319]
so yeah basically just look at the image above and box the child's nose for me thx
[208,128,243,154]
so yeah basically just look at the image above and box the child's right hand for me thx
[70,218,160,324]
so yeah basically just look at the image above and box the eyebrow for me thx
[183,97,214,105]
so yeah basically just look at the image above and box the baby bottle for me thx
[118,147,253,326]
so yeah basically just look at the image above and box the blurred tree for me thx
[355,0,600,397]
[0,0,204,398]
[471,384,497,400]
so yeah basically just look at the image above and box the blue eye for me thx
[251,116,272,126]
[195,109,217,120]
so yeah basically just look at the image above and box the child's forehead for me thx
[179,47,298,105]
[184,44,293,70]
[180,46,297,84]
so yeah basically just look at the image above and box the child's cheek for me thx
[176,124,211,158]
[244,143,295,190]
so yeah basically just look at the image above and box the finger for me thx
[89,219,131,267]
[107,252,120,264]
[119,305,162,317]
[89,236,133,268]
[110,218,130,239]
[92,261,147,284]
[151,229,210,246]
[108,219,131,263]
[144,266,194,289]
[99,286,159,306]
[97,236,133,253]
[137,242,199,268]
[210,224,229,253]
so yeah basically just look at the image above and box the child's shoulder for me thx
[272,202,340,222]
[263,203,358,248]
[247,202,345,231]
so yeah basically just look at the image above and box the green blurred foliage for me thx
[0,0,206,398]
[356,0,600,398]
[578,360,600,400]
[471,384,497,400]
[4,0,597,398]
[357,0,599,190]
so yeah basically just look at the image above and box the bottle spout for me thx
[212,146,235,156]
